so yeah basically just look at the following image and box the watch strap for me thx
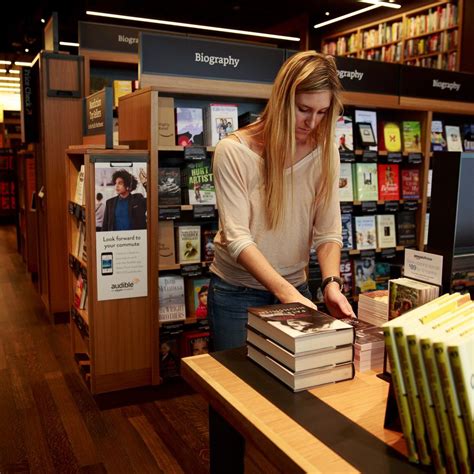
[321,275,343,295]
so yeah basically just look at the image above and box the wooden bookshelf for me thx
[322,0,464,71]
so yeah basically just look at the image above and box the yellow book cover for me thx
[384,122,402,153]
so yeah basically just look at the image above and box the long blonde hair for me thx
[248,51,342,230]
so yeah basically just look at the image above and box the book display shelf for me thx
[66,147,154,394]
[321,0,464,71]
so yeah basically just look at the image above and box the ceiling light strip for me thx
[0,60,12,65]
[86,10,300,42]
[0,69,20,74]
[60,41,80,47]
[359,1,401,9]
[314,4,380,29]
[14,62,33,67]
[0,76,20,81]
[0,88,20,93]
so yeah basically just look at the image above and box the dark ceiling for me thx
[0,0,431,63]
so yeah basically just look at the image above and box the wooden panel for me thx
[342,91,399,109]
[47,57,80,92]
[140,75,272,99]
[93,368,151,394]
[399,96,474,115]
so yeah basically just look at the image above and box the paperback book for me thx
[402,121,422,154]
[335,115,354,152]
[377,164,399,201]
[182,159,216,205]
[445,125,463,152]
[338,163,354,202]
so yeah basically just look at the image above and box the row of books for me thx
[246,303,356,392]
[159,222,216,267]
[0,152,14,170]
[357,290,389,326]
[339,162,421,202]
[383,292,472,470]
[158,274,210,322]
[361,21,403,49]
[405,4,458,38]
[404,30,458,58]
[342,211,417,250]
[0,195,15,210]
[73,221,87,263]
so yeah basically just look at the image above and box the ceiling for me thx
[0,0,431,64]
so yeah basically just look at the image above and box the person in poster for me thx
[100,168,147,231]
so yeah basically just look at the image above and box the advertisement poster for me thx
[95,160,148,300]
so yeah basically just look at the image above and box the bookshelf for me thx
[322,0,464,71]
[66,147,153,394]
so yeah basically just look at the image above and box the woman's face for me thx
[287,319,311,330]
[115,177,128,196]
[295,91,331,144]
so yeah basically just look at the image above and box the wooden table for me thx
[181,348,425,473]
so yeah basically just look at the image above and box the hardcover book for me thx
[202,228,217,262]
[206,103,239,146]
[431,120,447,151]
[401,169,420,199]
[185,277,210,320]
[247,343,355,392]
[353,163,378,201]
[159,333,181,379]
[445,125,463,152]
[375,262,391,290]
[246,303,355,354]
[354,215,377,250]
[335,115,354,151]
[340,255,353,297]
[176,107,204,146]
[176,225,201,264]
[354,257,376,295]
[158,167,181,206]
[181,330,210,357]
[396,211,417,246]
[379,121,402,153]
[462,123,474,151]
[113,80,132,108]
[376,214,396,248]
[341,214,353,250]
[74,165,85,205]
[355,109,378,151]
[182,159,216,205]
[377,164,400,201]
[158,275,186,322]
[338,163,354,202]
[402,121,422,154]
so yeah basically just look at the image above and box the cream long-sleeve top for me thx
[210,133,343,290]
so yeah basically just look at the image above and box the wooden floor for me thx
[0,224,210,473]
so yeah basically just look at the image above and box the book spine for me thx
[407,335,447,473]
[433,343,470,474]
[383,328,419,463]
[394,328,431,465]
[420,339,458,474]
[447,346,473,448]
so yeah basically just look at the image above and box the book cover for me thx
[375,262,391,290]
[183,159,216,205]
[354,215,377,250]
[341,214,353,250]
[202,228,217,262]
[185,277,210,320]
[247,303,355,354]
[74,165,85,205]
[396,211,417,246]
[402,121,422,154]
[354,257,376,295]
[206,103,239,146]
[176,225,201,264]
[426,169,433,199]
[462,123,474,151]
[158,275,186,322]
[158,97,176,146]
[247,343,355,392]
[379,121,402,153]
[158,167,181,206]
[338,163,354,202]
[113,80,132,108]
[181,330,210,357]
[160,333,181,379]
[445,125,463,152]
[431,120,447,151]
[401,169,420,199]
[340,256,353,297]
[353,163,378,201]
[335,115,354,151]
[158,221,176,267]
[176,107,204,146]
[355,109,378,151]
[376,214,396,248]
[247,326,354,372]
[377,164,400,201]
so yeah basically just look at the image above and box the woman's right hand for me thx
[278,287,318,310]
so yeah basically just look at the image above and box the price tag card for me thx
[181,264,202,277]
[384,200,399,212]
[193,205,215,219]
[184,146,207,161]
[340,202,354,214]
[159,207,181,220]
[339,151,356,163]
[362,150,378,162]
[381,248,396,259]
[361,201,377,213]
[402,200,419,212]
[407,153,423,164]
[404,248,443,286]
[387,152,402,163]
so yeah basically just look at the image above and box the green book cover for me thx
[402,121,422,153]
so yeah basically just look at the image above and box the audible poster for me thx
[95,161,148,301]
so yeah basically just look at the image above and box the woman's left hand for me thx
[324,283,356,319]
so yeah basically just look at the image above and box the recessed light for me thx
[325,12,330,16]
[41,18,45,23]
[24,48,29,53]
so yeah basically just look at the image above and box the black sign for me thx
[387,152,402,163]
[181,264,202,277]
[400,65,474,103]
[361,201,378,213]
[360,249,376,259]
[184,146,207,161]
[362,150,378,162]
[402,201,419,212]
[335,57,399,96]
[340,151,356,163]
[381,248,397,259]
[407,153,423,164]
[20,66,40,143]
[83,87,113,148]
[159,207,181,220]
[79,21,157,53]
[384,201,400,213]
[140,32,285,83]
[340,202,353,214]
[193,205,215,219]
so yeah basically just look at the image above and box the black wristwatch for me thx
[321,276,344,295]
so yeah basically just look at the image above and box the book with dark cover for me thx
[202,228,217,262]
[401,168,420,199]
[247,303,355,354]
[247,343,355,392]
[341,213,353,250]
[180,329,210,357]
[159,167,181,206]
[182,159,216,205]
[375,261,391,290]
[462,123,474,151]
[396,211,417,246]
[431,120,447,151]
[340,255,353,297]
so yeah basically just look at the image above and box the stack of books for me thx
[246,303,355,392]
[382,292,473,470]
[358,290,389,326]
[341,318,385,372]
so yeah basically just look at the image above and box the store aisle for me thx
[0,224,209,473]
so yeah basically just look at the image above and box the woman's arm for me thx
[316,242,355,318]
[237,245,317,309]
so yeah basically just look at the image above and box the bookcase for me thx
[321,0,464,71]
[66,147,154,394]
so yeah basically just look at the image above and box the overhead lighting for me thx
[41,18,46,23]
[0,83,20,88]
[0,76,20,81]
[24,48,29,53]
[0,69,19,74]
[359,0,401,8]
[86,10,300,42]
[60,41,80,47]
[0,88,20,93]
[0,60,12,65]
[15,61,33,67]
[325,12,330,16]
[313,1,401,29]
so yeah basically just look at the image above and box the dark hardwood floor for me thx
[0,224,210,473]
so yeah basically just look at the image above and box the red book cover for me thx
[377,164,400,200]
[401,169,420,199]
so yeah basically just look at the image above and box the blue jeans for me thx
[208,274,312,351]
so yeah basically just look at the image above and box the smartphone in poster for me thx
[95,161,148,301]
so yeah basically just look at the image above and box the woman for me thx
[208,51,355,351]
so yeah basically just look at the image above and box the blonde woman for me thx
[208,51,355,351]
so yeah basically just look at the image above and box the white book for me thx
[354,215,377,250]
[74,165,85,205]
[338,163,354,202]
[206,103,239,146]
[424,213,430,246]
[158,275,186,322]
[376,214,396,248]
[445,125,463,152]
[335,115,354,152]
[355,109,378,151]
